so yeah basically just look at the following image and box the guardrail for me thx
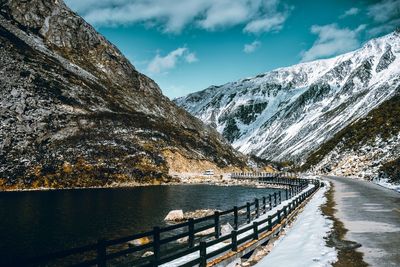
[12,177,319,267]
[231,172,302,179]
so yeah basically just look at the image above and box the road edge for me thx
[321,181,368,267]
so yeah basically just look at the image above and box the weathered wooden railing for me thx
[230,172,303,179]
[231,172,310,189]
[13,178,319,267]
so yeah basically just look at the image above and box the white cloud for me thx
[301,24,366,62]
[367,0,400,23]
[185,52,198,63]
[366,0,400,37]
[197,0,252,30]
[147,47,197,74]
[65,0,290,34]
[243,41,261,53]
[340,7,360,18]
[367,18,400,36]
[243,14,287,33]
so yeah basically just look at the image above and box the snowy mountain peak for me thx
[175,31,400,162]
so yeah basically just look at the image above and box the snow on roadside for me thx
[255,182,337,267]
[373,178,400,193]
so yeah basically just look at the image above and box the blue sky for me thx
[64,0,400,98]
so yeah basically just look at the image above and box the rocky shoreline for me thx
[0,174,288,192]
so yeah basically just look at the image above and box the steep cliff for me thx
[0,0,246,189]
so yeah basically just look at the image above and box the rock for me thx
[195,227,214,237]
[127,237,151,247]
[141,251,154,258]
[184,209,219,219]
[221,223,234,236]
[176,236,188,244]
[247,246,268,263]
[10,88,19,97]
[164,210,184,222]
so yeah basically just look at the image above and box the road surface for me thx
[324,176,400,267]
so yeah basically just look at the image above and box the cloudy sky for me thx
[64,0,400,98]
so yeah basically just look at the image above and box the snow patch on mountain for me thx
[175,31,400,162]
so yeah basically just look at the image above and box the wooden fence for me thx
[13,177,319,267]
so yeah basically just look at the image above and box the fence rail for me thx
[13,175,319,267]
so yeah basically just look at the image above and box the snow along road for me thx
[255,182,337,267]
[324,176,400,267]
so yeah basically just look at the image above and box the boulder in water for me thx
[195,227,215,237]
[141,251,154,258]
[221,223,234,236]
[184,209,220,219]
[128,237,151,247]
[176,236,189,244]
[164,210,184,222]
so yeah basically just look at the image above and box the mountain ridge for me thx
[0,0,247,189]
[175,30,400,179]
[175,30,400,161]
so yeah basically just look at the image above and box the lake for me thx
[0,184,285,265]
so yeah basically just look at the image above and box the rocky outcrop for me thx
[304,93,400,180]
[164,209,220,222]
[311,134,400,180]
[0,0,247,189]
[164,210,184,222]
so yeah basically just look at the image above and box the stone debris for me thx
[164,209,221,223]
[141,251,154,258]
[164,210,184,222]
[127,237,151,247]
[195,227,215,237]
[221,223,234,236]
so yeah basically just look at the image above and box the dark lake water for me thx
[0,185,284,264]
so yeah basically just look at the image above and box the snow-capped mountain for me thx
[0,0,246,189]
[175,30,400,163]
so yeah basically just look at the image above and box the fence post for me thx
[274,192,277,207]
[278,191,281,204]
[262,196,266,214]
[253,221,259,240]
[188,218,195,248]
[285,188,288,200]
[246,202,251,223]
[277,210,281,223]
[255,198,260,218]
[153,227,160,266]
[97,239,106,267]
[199,241,207,267]
[269,194,272,210]
[214,211,220,238]
[233,206,238,230]
[268,215,272,231]
[231,230,238,251]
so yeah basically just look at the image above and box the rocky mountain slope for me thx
[175,31,400,167]
[302,93,400,182]
[0,0,247,189]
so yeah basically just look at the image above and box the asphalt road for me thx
[324,176,400,267]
